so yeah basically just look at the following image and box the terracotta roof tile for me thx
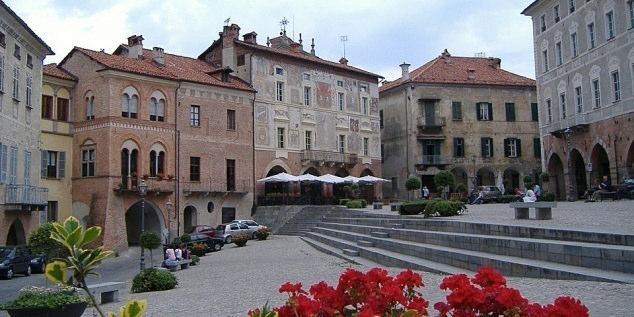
[43,63,77,81]
[64,47,254,92]
[380,53,535,93]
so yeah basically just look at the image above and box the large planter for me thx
[5,303,87,317]
[234,240,247,247]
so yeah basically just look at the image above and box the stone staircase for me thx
[299,210,634,283]
[253,205,353,235]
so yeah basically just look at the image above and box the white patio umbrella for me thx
[256,172,299,183]
[297,173,320,182]
[497,172,505,194]
[342,176,361,183]
[317,174,346,184]
[358,175,391,183]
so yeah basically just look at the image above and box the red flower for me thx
[279,282,305,295]
[472,266,506,288]
[407,297,429,315]
[494,287,528,310]
[542,296,590,317]
[395,269,424,289]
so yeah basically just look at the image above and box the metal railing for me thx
[421,155,448,165]
[182,179,250,194]
[417,116,446,129]
[301,150,359,165]
[4,184,48,206]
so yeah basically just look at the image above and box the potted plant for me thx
[233,233,249,247]
[0,286,88,317]
[156,173,164,181]
[166,174,174,180]
[255,227,271,241]
[140,231,162,268]
[190,243,207,257]
[405,176,422,200]
[142,174,150,180]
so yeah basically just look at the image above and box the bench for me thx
[87,282,125,304]
[372,202,383,210]
[598,191,618,201]
[167,259,192,272]
[509,202,557,220]
[390,203,401,212]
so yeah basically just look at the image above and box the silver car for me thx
[215,223,249,243]
[231,220,265,239]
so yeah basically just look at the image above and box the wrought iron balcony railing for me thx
[301,150,359,165]
[3,184,48,206]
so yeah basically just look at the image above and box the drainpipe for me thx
[249,53,257,214]
[175,82,182,237]
[614,136,619,183]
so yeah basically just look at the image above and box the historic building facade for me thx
[0,2,53,245]
[58,35,255,251]
[523,0,634,200]
[199,24,383,202]
[380,50,539,199]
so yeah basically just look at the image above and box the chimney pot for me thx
[126,35,144,59]
[488,57,501,69]
[310,38,315,56]
[339,57,348,65]
[152,47,165,65]
[243,31,257,44]
[399,62,411,80]
[441,49,451,58]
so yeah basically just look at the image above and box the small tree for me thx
[140,231,162,268]
[405,176,421,200]
[28,223,67,259]
[434,171,455,199]
[523,175,534,188]
[179,234,191,244]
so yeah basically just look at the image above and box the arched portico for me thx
[547,153,566,200]
[6,219,26,246]
[125,200,166,245]
[570,149,587,199]
[590,143,611,184]
[476,167,495,186]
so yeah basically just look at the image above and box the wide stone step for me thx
[323,217,634,246]
[343,249,360,256]
[311,226,634,283]
[357,240,375,247]
[317,222,634,273]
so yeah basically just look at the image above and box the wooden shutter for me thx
[504,139,510,157]
[488,103,493,121]
[531,103,539,121]
[480,138,486,157]
[453,138,459,157]
[58,152,66,178]
[476,103,482,120]
[534,138,541,158]
[489,138,494,157]
[41,150,48,177]
[516,138,522,157]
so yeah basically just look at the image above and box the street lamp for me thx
[563,128,574,201]
[137,179,148,272]
[165,199,173,245]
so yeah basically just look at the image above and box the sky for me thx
[6,0,537,81]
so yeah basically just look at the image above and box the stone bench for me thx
[598,191,618,201]
[509,202,557,220]
[390,203,401,212]
[372,202,383,210]
[87,281,125,304]
[167,259,192,272]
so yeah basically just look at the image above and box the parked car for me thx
[477,186,503,203]
[230,220,265,239]
[0,245,32,279]
[188,233,224,252]
[190,225,216,238]
[215,223,249,243]
[29,253,48,273]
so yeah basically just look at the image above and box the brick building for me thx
[380,50,540,199]
[199,24,383,203]
[523,0,634,200]
[58,36,254,251]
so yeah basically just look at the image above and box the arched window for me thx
[85,91,95,120]
[122,87,139,118]
[149,146,165,177]
[149,91,166,122]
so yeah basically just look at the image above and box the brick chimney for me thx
[488,57,501,69]
[127,35,144,59]
[467,68,476,80]
[399,62,410,80]
[339,57,348,65]
[243,31,257,44]
[152,47,164,65]
[222,23,240,47]
[290,42,302,53]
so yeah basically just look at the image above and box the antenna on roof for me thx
[339,35,348,58]
[292,15,295,40]
[280,17,289,35]
[474,52,486,58]
[224,17,231,26]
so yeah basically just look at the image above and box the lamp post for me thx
[563,128,574,201]
[165,199,173,245]
[471,155,477,190]
[137,179,148,272]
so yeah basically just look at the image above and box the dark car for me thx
[0,245,32,279]
[188,233,224,252]
[29,253,48,273]
[190,225,216,238]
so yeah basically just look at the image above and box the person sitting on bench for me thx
[590,176,611,202]
[523,188,537,202]
[162,245,178,268]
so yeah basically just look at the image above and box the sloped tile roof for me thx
[43,63,76,81]
[0,0,54,55]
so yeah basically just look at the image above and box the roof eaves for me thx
[521,0,542,15]
[0,0,54,55]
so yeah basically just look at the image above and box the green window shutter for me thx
[41,150,48,178]
[504,139,510,157]
[0,144,5,183]
[505,103,516,121]
[476,103,482,120]
[452,102,462,120]
[480,138,486,157]
[531,103,539,121]
[58,152,66,178]
[489,138,494,157]
[516,138,522,157]
[488,103,493,121]
[534,138,541,158]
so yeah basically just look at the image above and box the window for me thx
[453,138,464,157]
[0,32,4,47]
[337,80,344,87]
[360,84,368,93]
[379,110,384,128]
[338,135,346,153]
[611,71,621,102]
[477,102,492,121]
[149,150,164,177]
[189,157,200,181]
[23,150,30,185]
[569,0,575,13]
[57,98,69,121]
[304,86,311,106]
[276,81,284,102]
[504,138,521,158]
[546,99,553,123]
[554,5,560,22]
[542,50,549,73]
[588,23,596,49]
[505,103,516,122]
[47,201,58,223]
[0,55,4,92]
[25,107,31,125]
[381,144,384,162]
[452,102,462,120]
[363,137,369,156]
[12,65,19,99]
[606,11,615,39]
[630,1,634,28]
[226,159,235,191]
[559,93,566,119]
[570,33,578,58]
[362,97,368,114]
[42,95,53,119]
[533,138,541,159]
[305,130,312,150]
[275,67,284,75]
[13,44,20,60]
[592,79,601,108]
[26,54,33,69]
[237,54,245,66]
[574,86,583,113]
[277,127,285,148]
[86,96,95,120]
[149,97,165,121]
[41,150,65,179]
[540,14,547,32]
[531,103,539,121]
[227,109,236,130]
[303,73,311,81]
[555,42,563,66]
[0,144,6,183]
[337,92,345,111]
[8,146,16,184]
[121,93,138,118]
[190,105,200,126]
[81,148,95,177]
[25,75,32,107]
[481,137,493,158]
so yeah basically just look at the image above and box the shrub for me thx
[190,243,207,257]
[28,223,67,260]
[523,175,534,187]
[233,233,249,247]
[423,200,466,217]
[399,199,429,215]
[345,199,363,209]
[140,231,162,267]
[405,176,421,191]
[496,195,518,203]
[131,268,178,293]
[434,171,455,189]
[0,286,87,310]
[338,199,350,206]
[454,183,467,193]
[540,172,550,182]
[541,192,556,201]
[190,255,200,266]
[255,227,271,240]
[179,234,191,244]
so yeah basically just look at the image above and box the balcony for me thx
[414,155,450,171]
[301,150,359,166]
[182,179,250,196]
[3,184,48,210]
[114,177,175,195]
[416,117,446,139]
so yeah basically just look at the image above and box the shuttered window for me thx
[533,138,541,159]
[453,138,464,157]
[505,103,516,122]
[481,137,493,158]
[452,102,462,120]
[504,138,522,158]
[476,102,492,121]
[531,103,539,121]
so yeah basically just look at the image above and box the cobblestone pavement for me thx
[367,200,634,234]
[86,235,634,317]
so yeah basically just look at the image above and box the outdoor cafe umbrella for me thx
[358,175,391,183]
[317,174,346,184]
[296,173,320,182]
[256,172,299,183]
[342,175,361,183]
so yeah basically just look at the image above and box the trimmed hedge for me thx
[399,199,430,215]
[496,195,518,203]
[131,268,178,293]
[346,199,366,209]
[424,200,466,217]
[339,199,350,206]
[541,192,556,201]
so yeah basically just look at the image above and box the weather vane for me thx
[224,17,230,26]
[280,17,289,35]
[339,35,348,58]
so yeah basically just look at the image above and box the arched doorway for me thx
[334,168,350,200]
[590,144,611,184]
[6,219,25,245]
[125,200,165,245]
[476,167,495,186]
[183,206,197,234]
[264,165,289,204]
[570,149,587,199]
[450,167,468,191]
[626,142,634,178]
[359,168,375,203]
[547,153,566,200]
[503,168,520,194]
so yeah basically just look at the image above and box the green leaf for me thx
[45,260,68,284]
[65,226,82,248]
[120,299,147,317]
[81,226,102,246]
[63,216,81,235]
